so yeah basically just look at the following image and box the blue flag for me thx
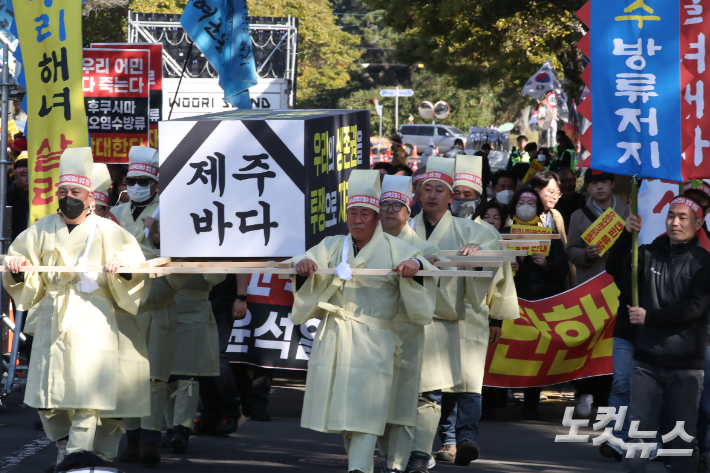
[181,0,258,109]
[590,0,681,181]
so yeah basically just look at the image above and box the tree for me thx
[365,0,587,100]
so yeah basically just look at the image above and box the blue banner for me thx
[180,0,258,109]
[590,0,681,181]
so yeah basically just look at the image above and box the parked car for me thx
[399,124,467,155]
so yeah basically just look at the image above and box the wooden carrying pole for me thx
[631,178,639,307]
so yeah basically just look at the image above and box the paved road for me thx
[0,378,668,473]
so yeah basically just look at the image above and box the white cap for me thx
[381,174,413,211]
[128,146,159,179]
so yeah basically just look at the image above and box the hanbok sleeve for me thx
[291,237,339,325]
[391,238,438,326]
[463,222,502,308]
[204,274,227,288]
[103,223,146,315]
[487,262,519,321]
[2,225,45,311]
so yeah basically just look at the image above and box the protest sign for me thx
[158,109,371,258]
[581,207,625,257]
[483,271,618,388]
[522,159,546,183]
[227,274,316,370]
[508,225,551,256]
[91,43,163,149]
[15,0,90,223]
[82,48,150,164]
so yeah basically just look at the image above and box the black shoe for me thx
[599,441,623,462]
[699,455,709,472]
[405,451,430,473]
[118,439,140,463]
[349,471,365,473]
[44,462,55,473]
[251,407,271,422]
[55,451,107,472]
[215,417,239,436]
[139,442,161,464]
[454,439,480,466]
[381,469,403,473]
[160,428,174,447]
[193,416,217,435]
[170,425,191,454]
[35,414,44,431]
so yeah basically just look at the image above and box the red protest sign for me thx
[91,43,163,149]
[483,271,617,388]
[83,48,150,163]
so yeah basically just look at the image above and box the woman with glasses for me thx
[529,171,567,248]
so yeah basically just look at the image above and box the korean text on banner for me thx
[83,48,150,164]
[581,207,626,257]
[590,0,682,181]
[226,274,318,370]
[680,0,710,179]
[522,159,546,183]
[483,271,618,388]
[180,0,258,109]
[91,43,164,149]
[509,225,552,256]
[15,0,89,223]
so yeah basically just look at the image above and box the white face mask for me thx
[496,190,514,205]
[516,204,537,222]
[127,183,152,203]
[537,154,546,163]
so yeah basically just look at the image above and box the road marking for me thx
[0,436,52,472]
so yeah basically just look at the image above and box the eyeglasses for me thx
[545,190,562,198]
[126,177,153,187]
[381,201,405,212]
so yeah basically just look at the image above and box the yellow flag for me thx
[15,0,89,224]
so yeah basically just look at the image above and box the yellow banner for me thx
[509,225,552,256]
[522,159,546,183]
[581,208,626,257]
[15,0,89,223]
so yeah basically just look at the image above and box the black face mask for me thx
[59,196,86,220]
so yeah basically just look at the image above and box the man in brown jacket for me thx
[566,169,631,285]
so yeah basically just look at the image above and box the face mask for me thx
[127,184,152,203]
[537,154,546,163]
[59,195,87,220]
[516,204,537,222]
[496,190,514,205]
[452,196,481,219]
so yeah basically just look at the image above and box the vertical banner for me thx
[680,0,710,180]
[590,0,682,181]
[91,43,163,149]
[82,48,150,164]
[15,0,89,223]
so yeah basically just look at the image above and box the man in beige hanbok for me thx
[112,146,180,464]
[89,163,151,464]
[434,155,518,467]
[405,156,516,472]
[376,175,442,473]
[292,170,437,473]
[3,148,145,470]
[163,273,224,454]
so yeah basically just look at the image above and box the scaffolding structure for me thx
[126,12,299,107]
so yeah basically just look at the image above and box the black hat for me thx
[584,168,614,183]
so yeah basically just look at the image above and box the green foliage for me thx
[337,71,524,137]
[248,0,362,106]
[365,0,587,99]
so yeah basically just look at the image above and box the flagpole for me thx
[631,177,639,307]
[168,40,193,120]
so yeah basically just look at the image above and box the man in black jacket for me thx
[607,195,710,473]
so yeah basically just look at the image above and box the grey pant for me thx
[622,361,703,473]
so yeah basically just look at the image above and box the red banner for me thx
[82,48,150,163]
[91,43,163,149]
[483,271,618,388]
[681,0,710,180]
